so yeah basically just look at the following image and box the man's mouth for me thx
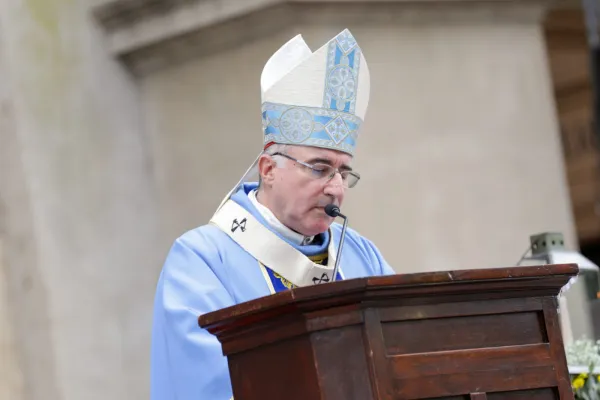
[316,200,337,208]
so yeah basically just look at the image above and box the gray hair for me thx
[263,143,288,155]
[257,143,290,188]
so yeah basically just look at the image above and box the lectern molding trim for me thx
[199,264,577,334]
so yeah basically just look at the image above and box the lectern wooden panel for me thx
[199,264,578,400]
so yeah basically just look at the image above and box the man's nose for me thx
[323,173,345,198]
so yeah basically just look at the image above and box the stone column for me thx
[0,239,24,400]
[1,0,163,399]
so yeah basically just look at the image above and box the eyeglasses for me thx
[271,152,361,188]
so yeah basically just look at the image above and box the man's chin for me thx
[302,220,333,237]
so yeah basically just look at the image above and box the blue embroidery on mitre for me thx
[261,29,364,156]
[262,103,361,155]
[323,29,361,114]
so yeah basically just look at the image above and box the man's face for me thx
[260,145,354,237]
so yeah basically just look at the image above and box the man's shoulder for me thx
[330,223,376,248]
[167,223,231,259]
[176,223,226,243]
[329,223,394,276]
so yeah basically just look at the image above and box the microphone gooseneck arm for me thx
[324,204,348,283]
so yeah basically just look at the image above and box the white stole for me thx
[209,199,339,287]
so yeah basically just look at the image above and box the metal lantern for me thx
[519,232,599,298]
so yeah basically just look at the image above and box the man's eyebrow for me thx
[305,157,353,171]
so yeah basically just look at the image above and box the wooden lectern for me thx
[199,264,578,399]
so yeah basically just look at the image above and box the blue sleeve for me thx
[380,256,396,275]
[363,236,396,276]
[151,232,235,400]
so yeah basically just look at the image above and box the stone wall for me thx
[142,2,577,273]
[140,0,590,349]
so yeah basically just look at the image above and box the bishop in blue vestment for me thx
[150,29,395,400]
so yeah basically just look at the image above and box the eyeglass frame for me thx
[269,152,361,188]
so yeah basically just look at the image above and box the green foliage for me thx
[567,338,600,399]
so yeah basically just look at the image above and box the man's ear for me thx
[257,154,276,186]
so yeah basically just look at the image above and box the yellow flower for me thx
[573,377,585,390]
[597,374,600,383]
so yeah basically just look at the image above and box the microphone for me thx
[324,204,348,283]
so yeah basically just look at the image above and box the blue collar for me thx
[230,183,330,256]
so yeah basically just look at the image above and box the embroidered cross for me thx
[312,273,330,284]
[231,218,247,233]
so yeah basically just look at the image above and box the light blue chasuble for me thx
[150,183,395,400]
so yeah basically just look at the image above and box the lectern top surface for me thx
[199,264,578,329]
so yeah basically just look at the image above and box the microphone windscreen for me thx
[324,204,340,217]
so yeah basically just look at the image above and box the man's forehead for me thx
[289,145,353,164]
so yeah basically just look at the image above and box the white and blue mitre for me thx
[214,29,370,212]
[261,28,370,155]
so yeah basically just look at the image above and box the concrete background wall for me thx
[0,0,586,399]
[143,3,576,273]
